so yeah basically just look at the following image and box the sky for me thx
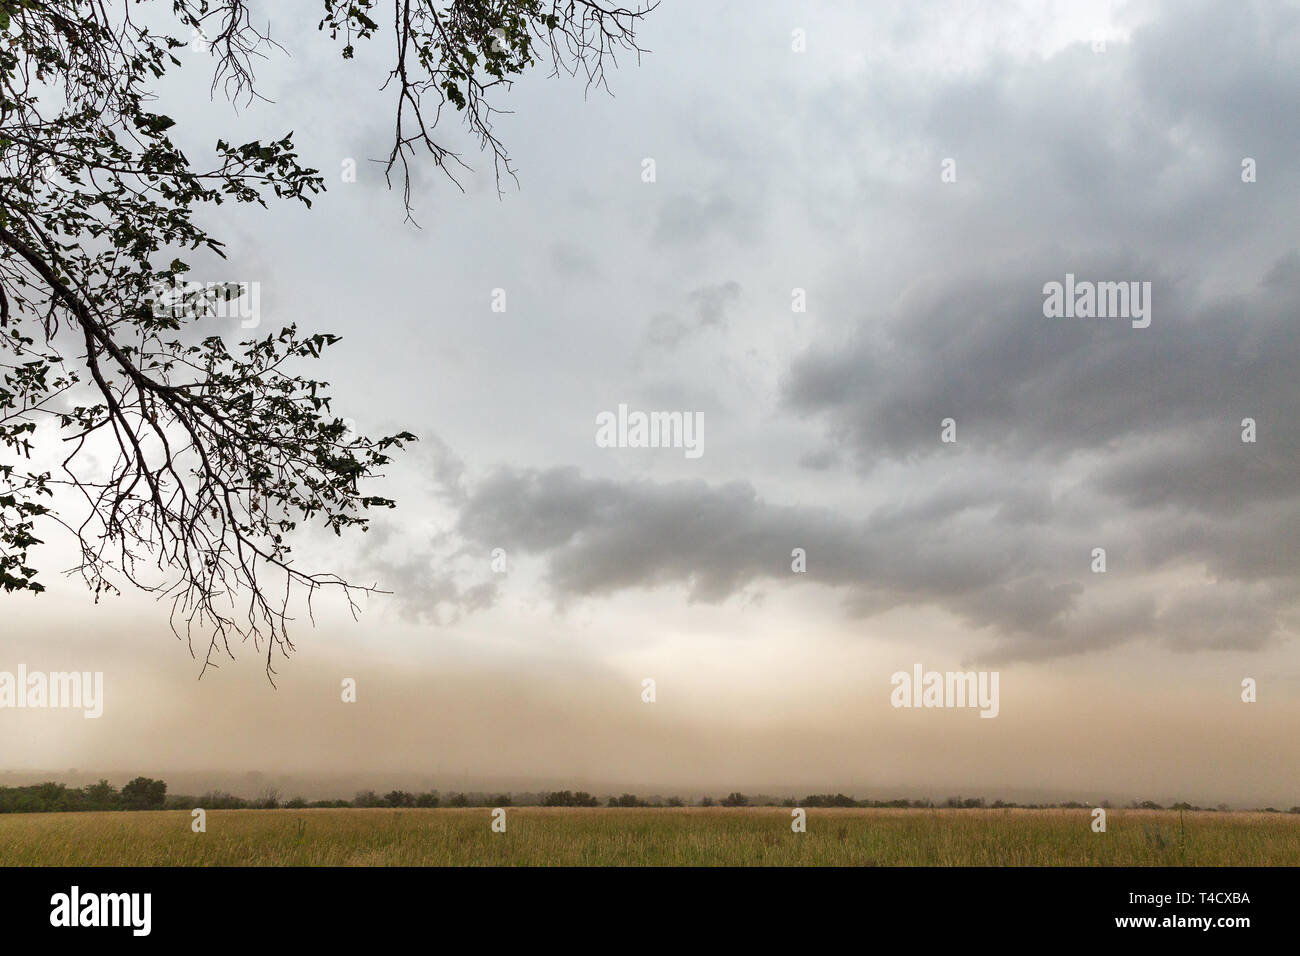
[3,0,1299,806]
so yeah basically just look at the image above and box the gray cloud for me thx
[646,280,740,348]
[784,253,1298,480]
[652,192,761,246]
[408,455,1293,661]
[331,0,1300,666]
[689,280,741,328]
[429,464,1136,654]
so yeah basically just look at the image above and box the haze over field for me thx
[3,0,1298,809]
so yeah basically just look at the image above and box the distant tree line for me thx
[0,778,166,813]
[544,790,601,807]
[3,780,1296,814]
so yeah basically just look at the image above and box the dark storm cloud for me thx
[1152,587,1283,652]
[775,2,1300,592]
[783,252,1299,481]
[367,0,1300,661]
[1130,0,1300,153]
[772,257,1299,660]
[422,455,1293,660]
[438,463,1124,651]
[804,0,1300,254]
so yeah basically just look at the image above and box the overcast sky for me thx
[5,0,1299,806]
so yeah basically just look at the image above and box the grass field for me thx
[2,807,1299,866]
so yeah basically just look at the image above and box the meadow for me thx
[1,807,1298,866]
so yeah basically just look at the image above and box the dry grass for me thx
[1,807,1297,866]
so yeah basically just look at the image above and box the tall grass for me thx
[0,808,1296,866]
